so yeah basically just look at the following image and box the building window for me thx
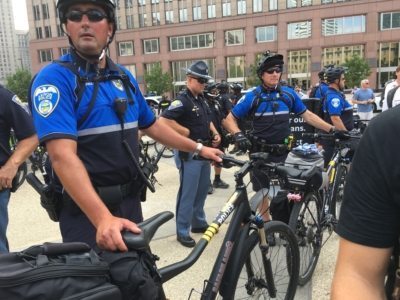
[287,50,311,89]
[42,3,49,19]
[138,0,146,5]
[33,5,40,20]
[227,56,245,79]
[60,47,69,56]
[152,12,160,25]
[145,62,161,73]
[44,26,52,38]
[208,3,216,18]
[118,41,134,56]
[139,13,147,27]
[225,29,244,46]
[322,45,364,66]
[38,49,53,63]
[287,0,296,8]
[377,42,400,88]
[193,6,201,20]
[170,33,214,51]
[35,27,43,39]
[253,0,262,12]
[256,25,277,42]
[222,1,231,17]
[269,0,277,11]
[151,0,160,3]
[126,15,134,29]
[179,8,188,22]
[125,0,133,8]
[322,15,365,36]
[124,64,136,78]
[321,0,333,3]
[144,39,159,54]
[165,10,174,23]
[380,12,400,30]
[288,21,311,39]
[301,0,312,6]
[237,0,246,15]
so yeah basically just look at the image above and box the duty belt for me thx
[250,136,289,156]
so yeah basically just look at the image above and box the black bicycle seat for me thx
[122,211,174,251]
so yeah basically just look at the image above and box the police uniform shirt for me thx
[161,89,211,142]
[218,92,233,117]
[314,82,329,99]
[323,87,354,131]
[31,54,156,186]
[0,85,36,165]
[232,85,306,144]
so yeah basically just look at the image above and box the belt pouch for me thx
[179,151,189,161]
[97,185,123,208]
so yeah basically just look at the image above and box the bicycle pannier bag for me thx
[0,242,121,300]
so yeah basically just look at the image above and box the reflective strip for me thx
[254,110,289,116]
[77,121,138,137]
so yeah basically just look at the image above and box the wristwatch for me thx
[193,143,203,156]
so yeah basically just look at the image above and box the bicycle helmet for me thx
[217,81,229,92]
[185,61,212,80]
[325,66,346,84]
[204,83,219,99]
[318,64,334,80]
[230,83,243,91]
[257,51,284,78]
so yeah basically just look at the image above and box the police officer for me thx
[31,0,222,252]
[320,66,354,165]
[310,66,331,99]
[159,61,221,247]
[223,51,334,225]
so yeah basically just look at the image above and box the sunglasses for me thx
[265,67,282,74]
[66,10,108,22]
[190,77,208,84]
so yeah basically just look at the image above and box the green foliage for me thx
[5,69,32,102]
[144,64,173,96]
[342,55,371,89]
[245,63,261,88]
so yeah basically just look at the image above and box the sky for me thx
[12,0,29,30]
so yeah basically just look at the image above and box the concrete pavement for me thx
[7,151,337,299]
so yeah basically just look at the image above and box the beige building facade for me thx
[27,0,400,94]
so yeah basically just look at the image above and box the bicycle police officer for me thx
[223,51,334,223]
[159,61,221,247]
[30,0,222,252]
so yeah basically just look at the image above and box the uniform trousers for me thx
[174,152,210,238]
[0,189,10,252]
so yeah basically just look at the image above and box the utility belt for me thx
[250,136,289,156]
[63,180,143,213]
[179,138,211,161]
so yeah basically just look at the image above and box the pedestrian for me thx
[382,65,400,111]
[352,79,375,121]
[0,85,38,253]
[331,107,400,299]
[30,0,222,252]
[159,61,221,248]
[320,66,354,166]
[223,51,334,233]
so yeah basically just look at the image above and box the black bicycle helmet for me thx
[318,64,334,80]
[257,51,284,78]
[230,83,243,91]
[325,66,346,84]
[217,81,229,92]
[57,0,117,43]
[204,83,219,99]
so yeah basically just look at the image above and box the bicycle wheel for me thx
[330,163,347,219]
[224,221,299,299]
[155,142,174,158]
[288,193,322,286]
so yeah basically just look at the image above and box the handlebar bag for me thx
[0,242,121,300]
[284,150,324,170]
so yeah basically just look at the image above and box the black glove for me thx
[234,132,251,152]
[333,130,350,140]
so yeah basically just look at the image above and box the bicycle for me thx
[285,131,361,285]
[122,152,300,299]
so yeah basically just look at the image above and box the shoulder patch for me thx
[33,84,60,117]
[168,99,183,110]
[112,79,124,91]
[331,98,340,108]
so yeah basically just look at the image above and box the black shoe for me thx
[191,224,209,233]
[213,179,229,189]
[267,234,276,246]
[208,184,214,194]
[177,235,196,248]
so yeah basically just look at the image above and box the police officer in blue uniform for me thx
[31,0,222,252]
[310,66,331,99]
[0,85,38,253]
[224,51,334,223]
[321,66,354,165]
[159,61,221,247]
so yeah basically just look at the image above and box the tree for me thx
[5,69,32,102]
[245,63,261,88]
[144,64,173,96]
[342,55,371,89]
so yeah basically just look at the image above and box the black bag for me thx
[99,249,165,300]
[270,191,292,224]
[0,242,121,300]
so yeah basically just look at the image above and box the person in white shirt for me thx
[382,66,400,111]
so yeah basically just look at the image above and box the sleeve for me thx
[326,94,343,116]
[231,90,257,119]
[161,96,186,120]
[289,91,307,115]
[337,114,400,248]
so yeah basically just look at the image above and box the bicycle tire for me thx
[330,163,347,219]
[155,142,174,158]
[288,193,322,286]
[223,221,299,300]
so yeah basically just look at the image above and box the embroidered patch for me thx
[33,85,60,117]
[331,98,340,108]
[168,99,183,110]
[112,79,124,91]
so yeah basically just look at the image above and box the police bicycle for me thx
[123,152,300,299]
[284,131,361,285]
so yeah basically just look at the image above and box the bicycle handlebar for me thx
[302,132,361,140]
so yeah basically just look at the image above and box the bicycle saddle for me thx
[122,211,174,251]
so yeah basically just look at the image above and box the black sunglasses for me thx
[265,67,282,74]
[190,77,208,84]
[66,10,108,22]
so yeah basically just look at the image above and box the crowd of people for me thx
[1,0,400,298]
